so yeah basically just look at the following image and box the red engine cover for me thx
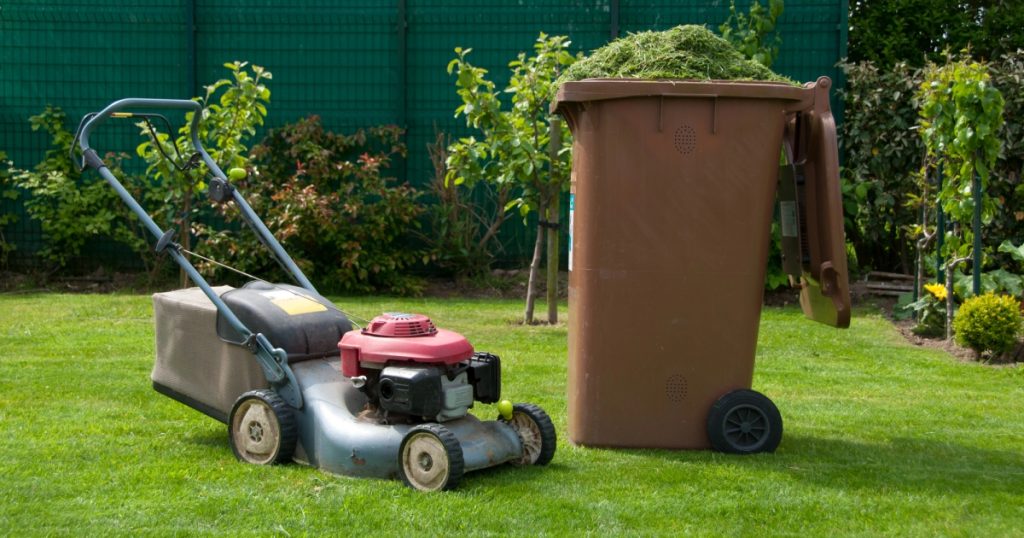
[338,313,474,377]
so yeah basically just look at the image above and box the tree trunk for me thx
[524,200,546,324]
[945,261,955,340]
[945,254,970,340]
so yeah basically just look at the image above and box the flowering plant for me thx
[904,283,949,337]
[924,283,947,301]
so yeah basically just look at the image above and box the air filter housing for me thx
[338,313,474,377]
[363,313,437,337]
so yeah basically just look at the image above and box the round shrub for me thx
[953,293,1023,357]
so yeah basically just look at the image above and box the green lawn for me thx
[1,293,1022,536]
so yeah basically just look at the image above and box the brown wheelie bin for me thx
[552,77,850,453]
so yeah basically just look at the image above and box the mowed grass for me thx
[1,292,1022,536]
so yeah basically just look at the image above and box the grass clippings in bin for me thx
[558,25,793,84]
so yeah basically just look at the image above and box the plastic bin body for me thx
[554,79,848,449]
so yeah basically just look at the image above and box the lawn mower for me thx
[72,98,556,491]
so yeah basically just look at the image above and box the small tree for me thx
[136,61,272,287]
[917,55,1005,338]
[446,34,577,323]
[719,0,784,68]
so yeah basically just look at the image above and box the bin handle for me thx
[797,79,851,328]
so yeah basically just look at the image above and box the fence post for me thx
[936,162,945,282]
[972,164,982,295]
[609,0,619,40]
[397,0,409,182]
[186,0,197,97]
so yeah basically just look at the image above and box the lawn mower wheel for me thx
[504,403,556,466]
[228,389,298,465]
[398,424,465,492]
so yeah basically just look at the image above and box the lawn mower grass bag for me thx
[151,283,352,422]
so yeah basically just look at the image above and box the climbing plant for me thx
[916,55,1005,337]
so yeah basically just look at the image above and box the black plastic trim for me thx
[155,228,177,253]
[83,148,105,170]
[153,381,229,424]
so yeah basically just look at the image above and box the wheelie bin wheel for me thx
[228,389,297,465]
[706,389,783,454]
[399,424,464,492]
[503,403,556,466]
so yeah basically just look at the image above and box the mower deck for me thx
[291,358,524,479]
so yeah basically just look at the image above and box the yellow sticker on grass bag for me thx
[261,289,329,315]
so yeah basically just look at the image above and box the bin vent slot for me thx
[673,125,696,155]
[665,374,688,402]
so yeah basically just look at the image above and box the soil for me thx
[0,268,167,294]
[857,280,1023,366]
[891,317,979,362]
[891,316,1024,365]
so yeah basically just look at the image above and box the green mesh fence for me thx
[0,0,847,272]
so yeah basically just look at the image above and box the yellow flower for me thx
[924,283,948,301]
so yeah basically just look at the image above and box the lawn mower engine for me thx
[339,313,500,423]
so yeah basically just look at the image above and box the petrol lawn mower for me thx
[72,98,556,491]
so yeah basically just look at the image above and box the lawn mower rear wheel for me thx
[228,389,298,465]
[504,403,556,466]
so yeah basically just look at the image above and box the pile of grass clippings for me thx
[558,25,792,84]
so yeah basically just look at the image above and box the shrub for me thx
[953,293,1023,358]
[199,116,424,295]
[0,151,17,267]
[838,61,924,274]
[848,1,1024,69]
[13,106,151,272]
[839,52,1024,277]
[423,131,508,277]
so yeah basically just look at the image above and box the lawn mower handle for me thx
[78,98,206,166]
[75,98,308,409]
[76,98,318,295]
[76,99,215,245]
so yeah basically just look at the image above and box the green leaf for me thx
[998,240,1024,264]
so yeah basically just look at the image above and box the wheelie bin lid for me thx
[552,78,818,114]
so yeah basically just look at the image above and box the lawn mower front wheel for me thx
[228,389,297,465]
[398,424,465,492]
